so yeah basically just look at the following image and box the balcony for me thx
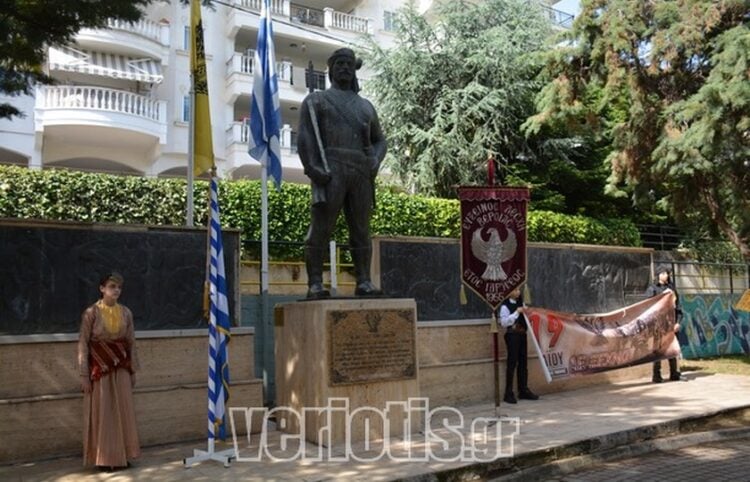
[540,5,575,29]
[35,85,167,144]
[76,18,170,65]
[225,120,306,181]
[225,52,327,104]
[228,0,373,39]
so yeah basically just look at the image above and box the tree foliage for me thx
[363,0,554,198]
[0,0,155,119]
[526,0,750,258]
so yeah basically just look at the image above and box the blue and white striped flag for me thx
[249,0,282,188]
[208,176,231,440]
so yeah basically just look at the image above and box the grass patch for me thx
[681,355,750,376]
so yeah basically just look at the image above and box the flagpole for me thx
[185,173,235,468]
[261,166,269,297]
[248,0,282,406]
[260,163,273,403]
[184,0,233,466]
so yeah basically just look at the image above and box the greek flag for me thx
[208,176,231,440]
[248,0,282,188]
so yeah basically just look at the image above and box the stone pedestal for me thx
[275,298,420,446]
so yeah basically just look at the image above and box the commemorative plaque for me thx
[328,309,416,385]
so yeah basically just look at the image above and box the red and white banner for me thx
[525,291,681,382]
[458,187,530,310]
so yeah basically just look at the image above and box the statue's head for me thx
[327,48,362,92]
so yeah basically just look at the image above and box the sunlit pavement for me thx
[2,372,749,481]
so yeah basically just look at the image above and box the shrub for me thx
[0,165,641,257]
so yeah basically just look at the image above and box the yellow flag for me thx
[190,0,213,177]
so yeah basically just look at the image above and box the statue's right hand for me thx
[308,167,331,185]
[81,376,92,394]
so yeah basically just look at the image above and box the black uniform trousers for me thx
[504,329,529,394]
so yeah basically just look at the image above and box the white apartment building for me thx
[0,0,573,183]
[0,0,405,183]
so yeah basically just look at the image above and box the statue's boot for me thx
[305,246,330,299]
[351,246,383,296]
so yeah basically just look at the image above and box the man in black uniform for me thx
[499,286,540,403]
[647,265,683,382]
[297,48,387,299]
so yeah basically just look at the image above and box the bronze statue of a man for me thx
[297,48,387,298]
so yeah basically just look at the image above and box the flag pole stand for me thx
[184,438,234,468]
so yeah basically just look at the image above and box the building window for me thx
[383,11,397,32]
[182,95,190,122]
[183,25,190,50]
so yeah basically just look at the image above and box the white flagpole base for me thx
[183,439,235,468]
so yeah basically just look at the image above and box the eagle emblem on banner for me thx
[471,228,517,280]
[458,187,529,310]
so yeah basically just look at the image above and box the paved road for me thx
[547,437,750,482]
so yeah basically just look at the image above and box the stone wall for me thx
[0,329,262,464]
[417,320,651,407]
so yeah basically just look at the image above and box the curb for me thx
[396,405,750,482]
[489,426,750,481]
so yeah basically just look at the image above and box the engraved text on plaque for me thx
[328,309,416,385]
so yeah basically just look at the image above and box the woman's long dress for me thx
[77,303,141,467]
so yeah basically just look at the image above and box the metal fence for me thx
[637,224,683,251]
[656,259,750,296]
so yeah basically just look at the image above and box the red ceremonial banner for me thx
[458,187,530,310]
[524,291,682,382]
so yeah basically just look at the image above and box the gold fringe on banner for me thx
[489,312,499,333]
[459,284,468,305]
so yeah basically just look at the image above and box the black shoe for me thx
[355,280,383,296]
[519,389,539,400]
[652,375,664,383]
[503,392,517,404]
[669,372,683,381]
[307,283,330,299]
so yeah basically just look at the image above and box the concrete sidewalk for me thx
[3,372,749,481]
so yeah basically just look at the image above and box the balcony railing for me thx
[232,0,373,35]
[291,4,324,28]
[307,69,326,91]
[327,9,370,34]
[238,0,285,15]
[106,17,169,45]
[230,119,297,152]
[226,52,295,84]
[39,86,162,121]
[540,5,574,29]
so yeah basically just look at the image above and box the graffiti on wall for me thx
[679,294,750,358]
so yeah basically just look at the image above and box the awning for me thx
[48,46,163,84]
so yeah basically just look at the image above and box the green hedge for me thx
[0,165,640,256]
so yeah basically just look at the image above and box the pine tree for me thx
[527,0,750,258]
[364,0,553,197]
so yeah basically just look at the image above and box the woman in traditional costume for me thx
[77,272,140,469]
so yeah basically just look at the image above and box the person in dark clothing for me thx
[647,265,683,383]
[499,286,539,403]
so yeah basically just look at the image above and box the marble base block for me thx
[275,298,420,446]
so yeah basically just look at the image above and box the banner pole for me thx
[492,316,501,417]
[524,315,552,383]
